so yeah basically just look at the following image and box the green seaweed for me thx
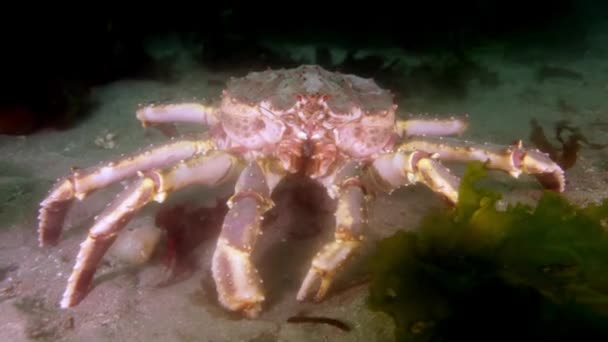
[367,161,608,341]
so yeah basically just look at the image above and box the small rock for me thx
[108,217,163,266]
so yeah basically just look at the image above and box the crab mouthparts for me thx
[302,140,314,158]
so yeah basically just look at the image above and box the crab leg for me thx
[135,103,219,127]
[396,115,468,137]
[297,162,369,302]
[296,152,461,301]
[38,139,214,247]
[398,137,566,192]
[364,150,462,203]
[60,151,242,309]
[211,160,280,318]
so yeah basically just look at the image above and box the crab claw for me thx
[211,160,276,318]
[297,177,366,303]
[296,240,360,302]
[397,138,566,193]
[520,148,566,192]
[212,238,265,318]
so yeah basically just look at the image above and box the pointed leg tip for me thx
[37,221,62,247]
[535,171,566,193]
[37,180,76,248]
[296,267,334,303]
[296,289,309,302]
[296,269,319,302]
[212,241,268,319]
[313,289,329,303]
[37,238,56,248]
[60,282,91,310]
[59,294,75,310]
[243,303,263,319]
[520,149,567,192]
[217,294,265,319]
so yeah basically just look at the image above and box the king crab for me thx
[38,65,565,318]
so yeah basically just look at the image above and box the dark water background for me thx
[1,1,605,135]
[1,2,608,341]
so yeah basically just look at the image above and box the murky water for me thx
[1,4,608,341]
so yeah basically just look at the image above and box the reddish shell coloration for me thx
[37,63,566,320]
[224,64,396,115]
[216,65,399,175]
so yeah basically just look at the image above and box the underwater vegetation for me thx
[529,118,608,170]
[367,161,608,341]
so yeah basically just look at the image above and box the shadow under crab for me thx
[38,64,565,318]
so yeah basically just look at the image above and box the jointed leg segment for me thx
[40,108,566,316]
[136,103,219,127]
[297,162,369,302]
[38,139,215,247]
[294,130,565,304]
[297,152,462,303]
[211,160,279,318]
[60,151,242,308]
[398,137,565,192]
[366,150,461,204]
[396,115,468,137]
[61,177,157,308]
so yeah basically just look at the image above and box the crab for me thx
[38,64,565,318]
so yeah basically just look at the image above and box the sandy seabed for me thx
[1,27,608,342]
